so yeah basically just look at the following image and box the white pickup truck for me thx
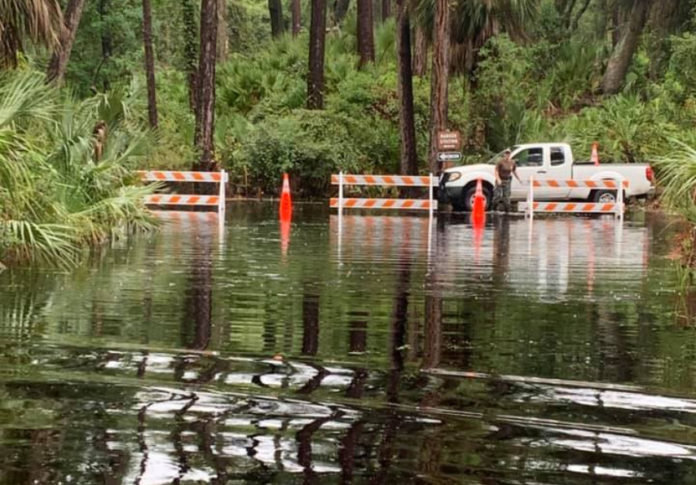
[439,142,655,211]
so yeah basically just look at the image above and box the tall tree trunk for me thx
[301,289,320,356]
[217,0,228,61]
[194,0,218,171]
[292,0,301,35]
[601,0,649,95]
[396,0,418,175]
[182,0,199,112]
[412,25,427,76]
[381,0,391,21]
[647,0,680,79]
[333,0,350,25]
[269,0,284,37]
[46,0,86,84]
[181,239,213,351]
[307,0,327,109]
[611,1,623,48]
[357,0,375,68]
[142,0,159,128]
[97,0,112,91]
[570,0,592,32]
[427,0,449,174]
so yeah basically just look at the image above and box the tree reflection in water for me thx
[4,210,696,483]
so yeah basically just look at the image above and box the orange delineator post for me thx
[472,178,485,226]
[591,142,600,166]
[280,172,292,220]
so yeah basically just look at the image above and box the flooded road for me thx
[1,203,695,484]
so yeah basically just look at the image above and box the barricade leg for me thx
[219,170,226,215]
[616,180,624,220]
[425,174,433,255]
[528,175,534,219]
[428,173,434,221]
[338,171,344,238]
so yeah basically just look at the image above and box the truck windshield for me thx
[485,146,519,165]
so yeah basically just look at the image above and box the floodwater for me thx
[1,203,695,484]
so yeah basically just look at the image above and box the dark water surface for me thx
[1,203,695,484]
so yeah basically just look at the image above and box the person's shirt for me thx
[496,157,516,180]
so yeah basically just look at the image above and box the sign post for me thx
[437,130,462,172]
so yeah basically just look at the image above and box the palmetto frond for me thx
[413,0,540,74]
[0,70,157,268]
[0,0,63,67]
[655,140,696,222]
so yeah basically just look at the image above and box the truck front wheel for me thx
[453,184,493,212]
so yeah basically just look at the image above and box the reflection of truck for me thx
[439,143,655,212]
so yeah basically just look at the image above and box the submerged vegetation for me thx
[0,72,154,268]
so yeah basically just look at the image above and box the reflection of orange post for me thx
[280,173,292,259]
[591,142,600,166]
[280,216,291,257]
[280,173,292,220]
[471,179,486,260]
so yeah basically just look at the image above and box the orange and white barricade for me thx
[138,170,228,213]
[330,172,438,219]
[521,177,626,219]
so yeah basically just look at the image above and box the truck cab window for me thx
[550,147,565,166]
[514,148,543,167]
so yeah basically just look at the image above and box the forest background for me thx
[2,0,696,266]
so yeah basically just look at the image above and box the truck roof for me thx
[514,142,571,150]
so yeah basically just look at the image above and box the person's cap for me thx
[504,149,511,154]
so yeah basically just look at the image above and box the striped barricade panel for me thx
[151,210,220,222]
[331,174,436,187]
[330,198,437,210]
[519,202,622,213]
[531,179,629,189]
[138,171,226,183]
[145,194,220,206]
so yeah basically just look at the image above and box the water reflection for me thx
[0,204,694,483]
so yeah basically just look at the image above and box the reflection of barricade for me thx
[138,170,228,213]
[520,177,627,218]
[330,172,437,217]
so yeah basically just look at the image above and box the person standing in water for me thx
[493,149,522,212]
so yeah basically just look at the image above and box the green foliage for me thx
[0,71,155,268]
[654,141,696,223]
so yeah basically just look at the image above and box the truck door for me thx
[510,146,544,198]
[511,146,570,199]
[547,145,572,199]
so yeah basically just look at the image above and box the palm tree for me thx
[292,0,301,35]
[0,0,63,67]
[194,0,218,171]
[307,0,327,109]
[448,0,539,77]
[181,0,198,113]
[268,0,284,37]
[46,0,86,84]
[396,0,418,175]
[142,0,159,128]
[0,72,155,268]
[357,0,375,67]
[427,0,449,173]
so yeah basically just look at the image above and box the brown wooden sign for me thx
[437,130,462,151]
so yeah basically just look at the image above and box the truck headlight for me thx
[447,172,461,183]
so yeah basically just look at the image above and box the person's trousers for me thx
[493,178,512,212]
